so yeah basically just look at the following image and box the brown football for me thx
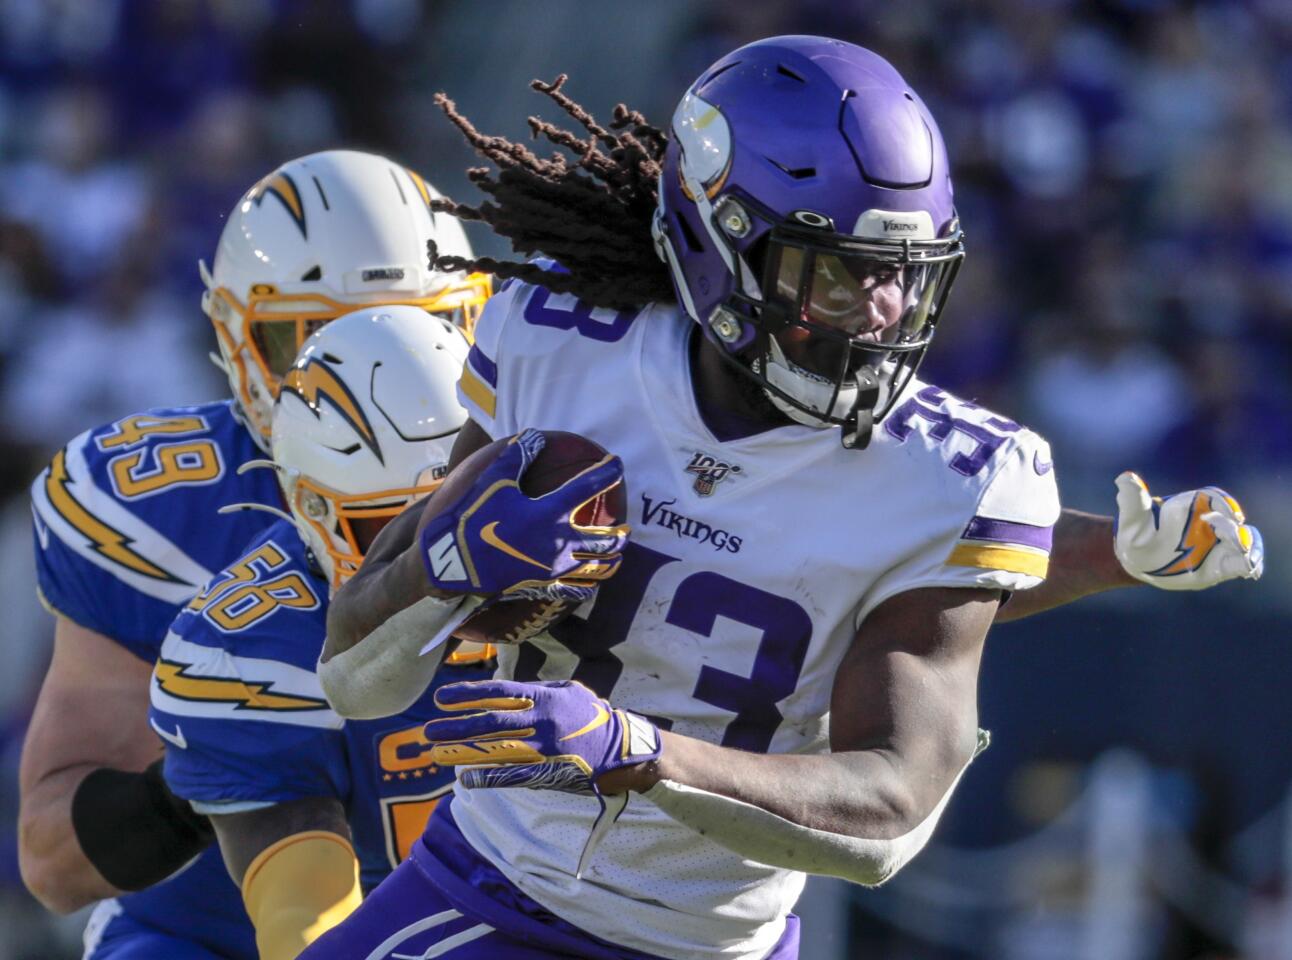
[420,431,627,647]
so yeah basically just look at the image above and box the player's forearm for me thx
[617,729,979,886]
[324,546,455,661]
[320,550,465,718]
[18,766,121,912]
[994,509,1138,623]
[617,731,955,840]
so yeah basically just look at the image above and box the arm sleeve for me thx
[856,431,1061,626]
[242,831,363,960]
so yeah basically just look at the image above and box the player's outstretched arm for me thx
[996,473,1264,623]
[993,509,1132,622]
[426,586,996,886]
[208,798,360,960]
[18,618,200,912]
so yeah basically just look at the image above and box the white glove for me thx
[1114,472,1264,591]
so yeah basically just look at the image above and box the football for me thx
[421,431,627,646]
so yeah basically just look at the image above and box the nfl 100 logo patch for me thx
[684,451,742,496]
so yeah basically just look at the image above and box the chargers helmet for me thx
[654,37,964,448]
[202,150,490,448]
[271,304,468,591]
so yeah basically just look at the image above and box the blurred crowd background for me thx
[0,1,1288,957]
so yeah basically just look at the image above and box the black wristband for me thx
[71,759,214,891]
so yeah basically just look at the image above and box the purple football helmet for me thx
[653,36,964,448]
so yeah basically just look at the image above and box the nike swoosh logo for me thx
[32,508,49,550]
[150,717,188,750]
[1033,451,1053,475]
[558,702,611,742]
[480,521,549,571]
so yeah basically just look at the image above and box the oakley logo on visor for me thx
[790,210,834,229]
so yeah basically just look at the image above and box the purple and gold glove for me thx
[424,679,662,794]
[419,429,628,603]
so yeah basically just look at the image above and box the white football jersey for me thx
[451,277,1060,960]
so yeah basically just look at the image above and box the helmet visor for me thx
[222,272,493,382]
[764,234,959,367]
[753,223,963,426]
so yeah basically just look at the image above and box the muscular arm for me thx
[209,798,360,960]
[18,617,162,912]
[994,509,1137,624]
[619,587,996,845]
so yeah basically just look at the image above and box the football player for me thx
[299,38,1263,960]
[21,151,489,959]
[149,307,494,960]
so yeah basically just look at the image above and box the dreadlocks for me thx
[428,75,675,312]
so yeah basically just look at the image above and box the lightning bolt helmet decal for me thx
[247,171,307,238]
[279,356,384,464]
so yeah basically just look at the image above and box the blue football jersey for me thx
[30,400,279,960]
[32,400,281,662]
[151,519,491,892]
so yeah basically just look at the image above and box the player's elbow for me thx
[322,593,361,665]
[317,659,368,720]
[18,828,95,914]
[853,779,927,844]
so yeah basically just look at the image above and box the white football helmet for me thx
[202,149,490,448]
[271,304,468,591]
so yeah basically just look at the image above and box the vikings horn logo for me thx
[248,171,307,238]
[280,358,384,464]
[684,451,741,496]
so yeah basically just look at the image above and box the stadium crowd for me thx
[0,1,1287,957]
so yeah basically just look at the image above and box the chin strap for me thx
[841,366,882,450]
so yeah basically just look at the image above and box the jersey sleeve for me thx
[457,277,520,440]
[457,261,636,440]
[149,525,350,812]
[855,428,1060,626]
[32,507,144,647]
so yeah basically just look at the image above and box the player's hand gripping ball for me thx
[424,679,662,795]
[418,429,629,643]
[1114,471,1264,590]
